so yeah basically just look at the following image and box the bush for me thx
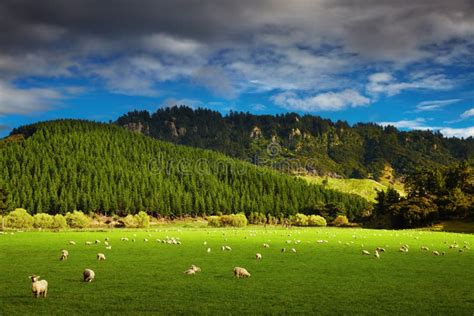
[293,213,308,226]
[33,213,53,228]
[134,211,150,228]
[207,216,221,227]
[65,211,91,228]
[220,213,248,227]
[308,215,327,227]
[51,214,67,229]
[249,212,266,224]
[332,215,349,227]
[5,208,34,229]
[267,214,278,225]
[121,214,137,228]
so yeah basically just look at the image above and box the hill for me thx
[0,120,369,219]
[116,106,474,179]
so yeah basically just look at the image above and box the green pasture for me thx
[0,227,473,315]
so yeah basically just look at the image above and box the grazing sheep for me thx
[207,248,211,253]
[121,237,129,241]
[421,246,429,251]
[95,240,101,244]
[222,246,232,251]
[85,241,92,245]
[263,243,270,248]
[156,239,161,243]
[399,246,408,253]
[184,269,196,275]
[104,241,109,246]
[60,250,69,261]
[83,269,95,282]
[97,253,106,261]
[376,247,386,252]
[374,250,380,259]
[203,241,207,245]
[105,246,112,250]
[256,253,262,260]
[30,275,48,298]
[69,241,76,245]
[291,248,297,253]
[233,267,251,278]
[281,248,286,253]
[190,265,201,272]
[433,251,440,256]
[362,250,370,255]
[144,238,149,242]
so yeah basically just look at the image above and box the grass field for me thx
[301,176,405,202]
[1,227,473,315]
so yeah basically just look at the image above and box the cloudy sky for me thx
[0,0,473,137]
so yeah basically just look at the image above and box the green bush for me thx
[33,213,53,228]
[120,214,137,228]
[293,213,308,226]
[134,211,150,228]
[267,214,278,225]
[308,215,327,227]
[5,208,34,229]
[332,215,349,227]
[220,213,248,227]
[207,216,221,227]
[51,214,67,229]
[65,211,91,228]
[249,212,266,224]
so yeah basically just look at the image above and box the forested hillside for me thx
[116,106,474,179]
[0,120,369,219]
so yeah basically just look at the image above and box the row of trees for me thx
[372,162,474,228]
[0,120,370,219]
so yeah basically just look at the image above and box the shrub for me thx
[134,211,150,228]
[249,212,266,224]
[207,216,221,227]
[121,214,137,228]
[51,214,67,229]
[220,213,248,227]
[65,211,91,229]
[332,215,349,227]
[33,213,53,228]
[293,213,308,226]
[267,214,278,225]
[5,208,34,229]
[308,215,327,227]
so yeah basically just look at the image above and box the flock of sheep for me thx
[28,230,471,299]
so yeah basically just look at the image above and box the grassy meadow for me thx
[1,227,473,315]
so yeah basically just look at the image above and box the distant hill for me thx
[0,120,369,219]
[116,106,474,179]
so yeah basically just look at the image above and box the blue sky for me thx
[0,0,473,137]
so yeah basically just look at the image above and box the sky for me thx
[0,0,473,137]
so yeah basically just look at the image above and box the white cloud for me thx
[378,117,474,138]
[440,127,474,138]
[0,82,63,115]
[415,99,461,111]
[461,108,474,119]
[272,89,370,112]
[367,72,454,97]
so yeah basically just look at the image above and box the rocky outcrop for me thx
[250,126,262,139]
[123,122,149,135]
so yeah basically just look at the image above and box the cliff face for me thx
[116,106,474,179]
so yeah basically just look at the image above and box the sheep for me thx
[190,265,201,272]
[97,253,106,261]
[362,250,370,255]
[256,253,262,260]
[184,265,201,275]
[376,247,386,252]
[233,267,251,278]
[317,240,328,244]
[69,240,76,245]
[203,241,207,245]
[95,240,101,244]
[433,251,440,256]
[374,250,380,259]
[105,246,112,250]
[421,246,429,251]
[104,241,109,246]
[207,248,211,253]
[144,238,149,242]
[184,269,196,275]
[281,248,286,253]
[263,243,270,248]
[291,248,297,253]
[222,246,232,251]
[60,250,69,261]
[85,241,92,245]
[83,269,95,282]
[399,246,408,253]
[30,275,48,298]
[121,237,129,241]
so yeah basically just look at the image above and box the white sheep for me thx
[362,250,370,255]
[281,248,286,253]
[421,246,429,251]
[291,248,297,253]
[97,253,106,261]
[207,248,211,253]
[399,246,408,253]
[105,246,112,250]
[376,247,386,252]
[184,265,201,275]
[374,250,380,259]
[256,253,262,260]
[433,251,440,256]
[30,275,48,298]
[60,250,69,261]
[263,243,270,248]
[83,269,95,282]
[95,240,101,244]
[233,267,251,278]
[144,238,149,242]
[121,237,129,241]
[104,241,109,246]
[223,246,232,251]
[85,241,92,245]
[190,265,201,272]
[69,240,76,245]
